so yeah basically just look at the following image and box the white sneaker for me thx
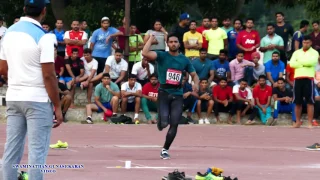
[204,118,210,124]
[199,119,204,124]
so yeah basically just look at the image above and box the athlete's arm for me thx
[0,60,8,77]
[115,70,126,84]
[189,72,200,91]
[273,93,286,102]
[142,35,158,61]
[94,96,107,112]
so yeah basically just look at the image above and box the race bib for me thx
[166,69,182,85]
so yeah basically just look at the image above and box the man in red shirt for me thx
[64,20,88,59]
[236,18,260,61]
[253,75,273,125]
[213,77,233,123]
[141,74,159,124]
[117,17,141,50]
[54,45,65,77]
[285,62,295,89]
[196,17,210,50]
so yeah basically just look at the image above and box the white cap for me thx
[101,17,110,22]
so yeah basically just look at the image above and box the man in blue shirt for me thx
[191,48,214,84]
[211,49,232,85]
[90,17,123,74]
[227,19,242,60]
[265,52,285,87]
[51,19,65,58]
[291,20,309,52]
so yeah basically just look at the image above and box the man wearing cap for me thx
[170,13,190,54]
[0,0,63,179]
[64,20,88,59]
[90,17,123,74]
[0,17,7,40]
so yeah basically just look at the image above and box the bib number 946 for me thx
[166,69,182,85]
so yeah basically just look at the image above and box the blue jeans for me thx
[256,105,272,124]
[2,101,53,180]
[273,101,296,121]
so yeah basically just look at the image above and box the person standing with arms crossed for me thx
[142,34,199,159]
[0,0,63,179]
[290,35,319,128]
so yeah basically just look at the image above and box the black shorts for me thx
[293,78,314,105]
[200,100,208,112]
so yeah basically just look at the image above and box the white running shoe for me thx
[199,119,204,124]
[204,118,210,124]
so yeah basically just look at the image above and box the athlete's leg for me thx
[163,94,183,150]
[157,90,170,131]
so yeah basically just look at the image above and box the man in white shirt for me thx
[0,0,62,179]
[80,48,98,103]
[131,57,154,86]
[121,74,142,123]
[0,17,7,40]
[91,49,128,87]
[231,79,257,124]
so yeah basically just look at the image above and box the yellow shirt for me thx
[183,31,203,57]
[290,47,319,78]
[204,27,227,55]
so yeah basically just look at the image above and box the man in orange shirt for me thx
[285,62,295,89]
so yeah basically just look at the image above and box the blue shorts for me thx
[96,102,112,113]
[127,102,135,111]
[59,76,73,83]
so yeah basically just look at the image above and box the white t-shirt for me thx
[232,85,253,104]
[0,17,57,102]
[80,57,98,76]
[0,26,7,38]
[105,55,128,79]
[121,82,142,103]
[131,61,154,80]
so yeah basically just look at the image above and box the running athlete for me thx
[142,34,200,159]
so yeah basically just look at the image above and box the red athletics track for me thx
[0,124,320,180]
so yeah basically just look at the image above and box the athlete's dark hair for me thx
[71,48,79,53]
[84,48,92,54]
[190,20,197,25]
[233,19,242,25]
[258,75,267,80]
[300,20,309,29]
[200,78,208,83]
[115,49,124,54]
[199,48,207,52]
[102,73,110,78]
[239,78,248,83]
[267,23,275,28]
[220,77,227,82]
[275,12,284,17]
[303,35,312,41]
[272,51,280,56]
[277,77,286,83]
[167,33,179,42]
[25,6,43,17]
[149,73,158,79]
[219,49,228,56]
[246,18,255,23]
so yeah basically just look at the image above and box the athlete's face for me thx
[259,78,266,87]
[167,36,180,52]
[84,53,92,61]
[267,25,275,35]
[276,14,284,23]
[211,18,218,28]
[154,21,162,31]
[253,56,260,64]
[71,51,79,59]
[102,76,111,85]
[239,81,247,90]
[202,18,210,28]
[236,53,244,62]
[313,23,319,31]
[234,20,242,30]
[200,51,207,60]
[200,80,208,89]
[277,80,285,89]
[101,21,110,29]
[56,20,63,29]
[129,78,136,86]
[71,21,80,31]
[114,52,122,62]
[219,53,226,61]
[302,39,312,50]
[189,22,197,30]
[219,80,227,88]
[42,24,49,31]
[223,19,231,27]
[246,20,254,29]
[150,77,158,86]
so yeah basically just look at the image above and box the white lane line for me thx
[118,160,194,178]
